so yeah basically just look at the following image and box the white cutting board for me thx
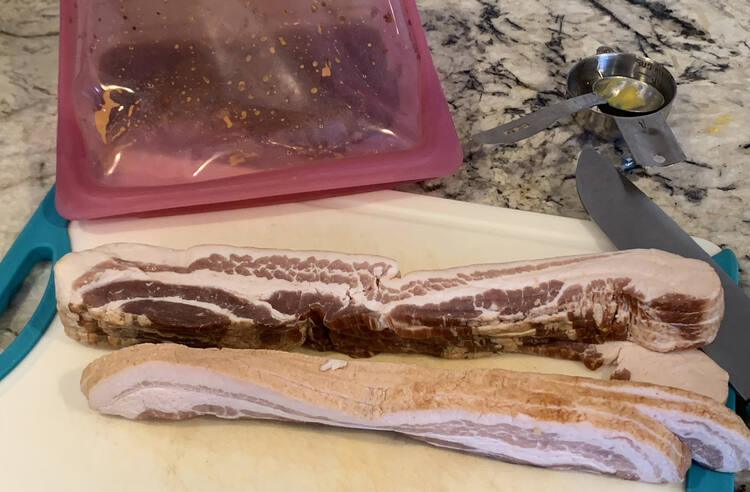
[2,190,714,492]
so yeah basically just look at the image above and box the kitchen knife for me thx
[575,147,750,402]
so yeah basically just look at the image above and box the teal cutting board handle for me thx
[0,186,70,380]
[686,247,738,492]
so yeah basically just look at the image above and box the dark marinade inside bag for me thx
[96,23,401,163]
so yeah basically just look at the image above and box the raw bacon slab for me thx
[55,244,723,356]
[81,343,750,482]
[55,243,397,349]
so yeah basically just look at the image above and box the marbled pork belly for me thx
[81,343,750,482]
[55,243,398,349]
[55,244,723,355]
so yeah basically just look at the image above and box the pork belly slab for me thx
[55,244,723,356]
[81,343,750,482]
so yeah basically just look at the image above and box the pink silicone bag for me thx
[56,0,461,218]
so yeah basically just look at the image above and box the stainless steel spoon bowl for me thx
[566,47,677,139]
[593,76,664,113]
[567,48,684,166]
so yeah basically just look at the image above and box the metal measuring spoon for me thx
[593,76,684,166]
[473,76,664,144]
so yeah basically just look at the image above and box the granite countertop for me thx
[396,0,750,281]
[1,0,749,487]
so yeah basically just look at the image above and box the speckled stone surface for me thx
[1,0,749,487]
[397,0,750,288]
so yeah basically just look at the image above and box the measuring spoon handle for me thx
[473,92,605,145]
[613,113,685,167]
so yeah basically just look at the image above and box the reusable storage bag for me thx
[56,0,461,218]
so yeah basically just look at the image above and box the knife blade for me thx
[575,147,750,402]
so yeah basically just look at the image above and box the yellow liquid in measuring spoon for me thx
[596,79,648,112]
